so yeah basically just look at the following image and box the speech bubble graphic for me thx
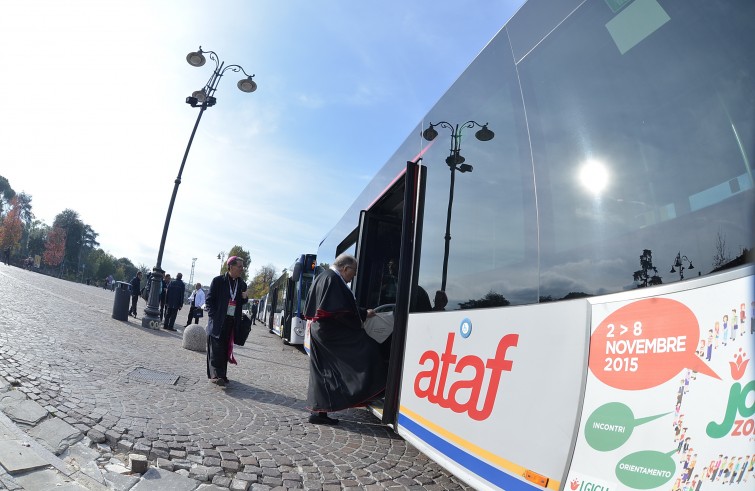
[584,402,669,451]
[590,298,719,389]
[615,450,676,489]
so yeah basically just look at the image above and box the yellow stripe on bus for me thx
[399,405,560,490]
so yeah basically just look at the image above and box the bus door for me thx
[353,160,427,427]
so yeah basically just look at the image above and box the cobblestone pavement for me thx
[0,266,472,490]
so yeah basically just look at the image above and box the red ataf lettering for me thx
[413,332,519,421]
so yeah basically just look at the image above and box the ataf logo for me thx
[707,348,755,438]
[413,329,518,421]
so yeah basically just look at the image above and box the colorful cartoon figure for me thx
[706,329,713,361]
[731,309,738,340]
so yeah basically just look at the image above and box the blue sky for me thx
[0,0,522,285]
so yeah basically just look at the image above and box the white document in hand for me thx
[363,312,394,343]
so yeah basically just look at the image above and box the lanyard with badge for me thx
[227,278,238,316]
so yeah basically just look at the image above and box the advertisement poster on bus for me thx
[567,275,754,491]
[398,300,589,491]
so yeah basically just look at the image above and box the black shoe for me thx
[210,378,226,387]
[309,413,338,425]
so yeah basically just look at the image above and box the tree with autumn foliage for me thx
[0,196,24,256]
[43,226,67,272]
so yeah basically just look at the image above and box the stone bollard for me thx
[182,323,206,352]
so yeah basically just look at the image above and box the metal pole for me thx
[142,104,207,329]
[189,257,197,286]
[441,165,455,292]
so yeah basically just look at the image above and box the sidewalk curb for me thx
[0,388,108,490]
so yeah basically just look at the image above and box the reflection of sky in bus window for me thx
[520,0,754,298]
[318,1,754,309]
[416,30,539,308]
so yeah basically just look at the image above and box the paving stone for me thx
[3,398,49,426]
[197,484,228,491]
[129,453,148,474]
[104,470,140,491]
[230,478,251,490]
[212,475,232,487]
[132,467,201,491]
[12,468,73,489]
[0,390,25,408]
[28,417,83,455]
[87,429,107,443]
[0,440,49,473]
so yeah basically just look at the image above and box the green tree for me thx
[116,257,139,282]
[27,220,48,258]
[0,175,15,216]
[53,209,84,277]
[249,264,277,299]
[12,192,34,256]
[458,291,510,310]
[220,245,252,282]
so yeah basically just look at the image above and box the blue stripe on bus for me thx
[398,413,539,491]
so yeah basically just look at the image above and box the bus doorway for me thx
[353,161,426,427]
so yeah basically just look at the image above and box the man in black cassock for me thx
[304,253,387,425]
[206,256,248,386]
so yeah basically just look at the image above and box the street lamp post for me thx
[189,257,197,286]
[670,252,694,280]
[141,47,257,329]
[422,121,494,292]
[217,252,225,274]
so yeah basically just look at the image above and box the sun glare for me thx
[578,159,609,195]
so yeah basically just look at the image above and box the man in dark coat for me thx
[251,300,258,325]
[304,253,387,425]
[206,256,248,386]
[128,271,142,318]
[158,273,171,320]
[163,272,186,331]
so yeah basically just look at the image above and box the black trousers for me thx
[207,316,234,380]
[186,305,199,325]
[164,307,179,328]
[130,295,139,315]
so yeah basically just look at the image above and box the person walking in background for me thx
[303,253,387,425]
[206,256,248,387]
[3,248,10,266]
[159,273,171,321]
[163,273,185,331]
[185,282,205,326]
[128,271,142,318]
[251,299,258,325]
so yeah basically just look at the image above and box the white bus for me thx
[313,1,754,490]
[268,254,317,345]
